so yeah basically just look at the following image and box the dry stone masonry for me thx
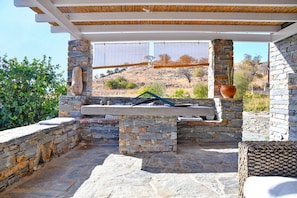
[208,39,234,98]
[270,33,297,140]
[119,115,177,154]
[0,118,79,192]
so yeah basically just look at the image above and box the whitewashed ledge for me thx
[0,117,75,144]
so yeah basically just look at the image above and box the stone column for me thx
[208,39,234,98]
[59,40,93,118]
[270,34,297,141]
[67,40,93,96]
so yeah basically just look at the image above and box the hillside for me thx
[93,66,208,97]
[92,63,268,97]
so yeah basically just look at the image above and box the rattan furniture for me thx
[238,141,297,198]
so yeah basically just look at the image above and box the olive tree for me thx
[0,55,66,130]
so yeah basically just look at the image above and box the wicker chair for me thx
[238,141,297,198]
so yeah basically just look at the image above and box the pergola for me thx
[15,1,297,142]
[15,0,297,42]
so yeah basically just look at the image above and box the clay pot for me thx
[220,85,237,98]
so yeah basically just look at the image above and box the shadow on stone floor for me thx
[132,142,238,173]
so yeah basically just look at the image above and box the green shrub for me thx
[126,82,137,89]
[137,82,165,97]
[105,76,137,89]
[105,76,128,89]
[234,70,250,98]
[0,55,66,131]
[172,89,191,98]
[193,83,208,98]
[243,92,269,111]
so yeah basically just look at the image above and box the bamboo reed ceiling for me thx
[15,0,297,43]
[30,5,297,27]
[56,6,297,13]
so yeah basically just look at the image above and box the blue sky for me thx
[1,2,268,79]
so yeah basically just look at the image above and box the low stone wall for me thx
[178,99,243,143]
[0,118,79,192]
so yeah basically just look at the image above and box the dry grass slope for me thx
[93,66,208,97]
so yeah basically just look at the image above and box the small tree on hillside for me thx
[0,55,66,131]
[193,67,207,81]
[178,68,192,84]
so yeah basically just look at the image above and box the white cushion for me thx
[244,176,297,198]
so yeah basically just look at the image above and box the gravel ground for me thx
[242,111,270,141]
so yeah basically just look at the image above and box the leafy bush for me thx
[193,83,208,98]
[193,68,206,79]
[172,89,191,98]
[137,82,165,97]
[126,82,137,89]
[105,76,137,89]
[243,92,269,111]
[0,55,66,131]
[234,70,251,98]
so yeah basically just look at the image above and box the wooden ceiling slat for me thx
[72,21,282,26]
[57,5,297,13]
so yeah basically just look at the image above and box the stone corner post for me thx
[269,34,297,141]
[208,39,234,98]
[59,39,93,118]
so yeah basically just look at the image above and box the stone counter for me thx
[81,105,215,118]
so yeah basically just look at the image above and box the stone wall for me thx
[79,118,119,141]
[208,39,234,98]
[0,118,79,192]
[59,96,88,118]
[270,33,297,140]
[178,98,242,143]
[119,115,177,154]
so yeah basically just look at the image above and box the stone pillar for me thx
[208,39,234,98]
[270,34,297,141]
[59,40,93,118]
[68,40,93,96]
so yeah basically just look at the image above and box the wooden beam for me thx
[93,62,209,70]
[64,12,297,23]
[153,62,209,69]
[93,62,148,70]
[51,0,297,7]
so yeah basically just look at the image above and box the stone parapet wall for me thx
[270,33,297,140]
[0,118,79,192]
[178,99,242,143]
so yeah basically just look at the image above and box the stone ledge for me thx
[0,118,76,144]
[79,118,119,125]
[39,117,76,125]
[0,124,56,144]
[177,120,227,126]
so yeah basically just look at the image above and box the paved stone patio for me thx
[0,140,238,198]
[0,112,269,198]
